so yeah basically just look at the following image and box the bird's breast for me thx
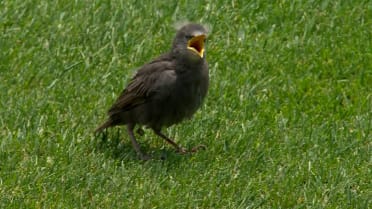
[144,65,208,128]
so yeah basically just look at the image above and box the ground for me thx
[1,0,371,208]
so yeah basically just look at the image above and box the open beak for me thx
[187,34,206,58]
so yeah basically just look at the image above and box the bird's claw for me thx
[177,147,189,154]
[138,154,152,161]
[191,144,207,152]
[176,144,207,154]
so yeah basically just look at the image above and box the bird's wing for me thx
[108,55,175,116]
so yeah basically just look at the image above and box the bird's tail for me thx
[94,119,113,133]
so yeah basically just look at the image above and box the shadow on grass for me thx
[92,129,190,163]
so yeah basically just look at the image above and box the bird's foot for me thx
[176,147,189,154]
[176,144,207,154]
[190,144,207,152]
[138,153,152,161]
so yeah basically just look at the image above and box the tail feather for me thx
[94,119,113,133]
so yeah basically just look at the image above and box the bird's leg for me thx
[153,129,189,154]
[127,124,151,160]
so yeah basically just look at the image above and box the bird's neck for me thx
[175,58,204,73]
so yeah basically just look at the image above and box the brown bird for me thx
[95,23,209,160]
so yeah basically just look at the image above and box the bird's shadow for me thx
[92,129,189,163]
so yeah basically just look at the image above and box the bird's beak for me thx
[187,34,206,58]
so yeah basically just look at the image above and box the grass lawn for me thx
[1,0,371,208]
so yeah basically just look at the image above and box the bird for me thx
[95,23,209,160]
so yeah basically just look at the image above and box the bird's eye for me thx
[185,35,194,39]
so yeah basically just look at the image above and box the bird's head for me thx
[172,23,208,61]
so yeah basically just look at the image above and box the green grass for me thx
[1,0,371,208]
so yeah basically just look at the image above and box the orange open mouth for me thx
[187,34,206,58]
